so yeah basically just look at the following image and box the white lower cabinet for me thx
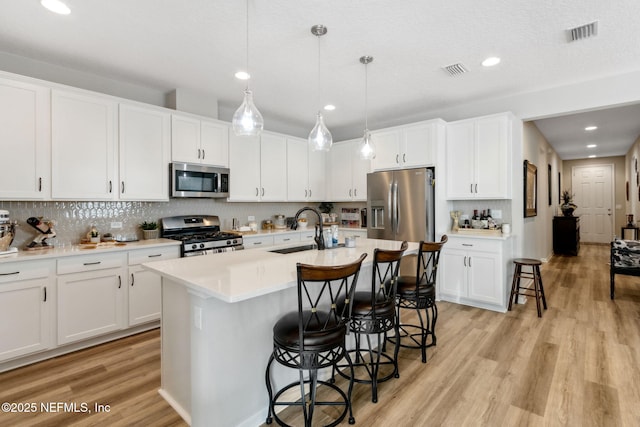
[127,246,180,326]
[439,236,510,312]
[0,260,54,362]
[57,252,127,345]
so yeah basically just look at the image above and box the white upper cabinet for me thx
[371,120,444,171]
[51,90,118,200]
[171,114,229,167]
[327,139,370,202]
[287,137,326,201]
[118,104,171,201]
[0,77,51,200]
[228,131,287,201]
[446,113,513,199]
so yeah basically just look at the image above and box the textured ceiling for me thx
[1,0,640,159]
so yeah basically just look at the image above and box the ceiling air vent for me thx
[568,21,598,42]
[443,63,468,76]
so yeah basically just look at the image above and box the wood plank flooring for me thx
[2,243,640,426]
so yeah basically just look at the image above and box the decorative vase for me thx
[143,229,159,240]
[561,204,575,217]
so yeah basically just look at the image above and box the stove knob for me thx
[200,243,205,249]
[191,244,197,250]
[226,240,231,245]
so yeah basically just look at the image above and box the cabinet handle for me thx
[309,189,312,197]
[0,271,19,276]
[109,181,113,193]
[396,154,399,164]
[463,256,467,267]
[470,184,473,193]
[349,189,352,197]
[305,189,308,198]
[121,181,125,194]
[261,188,265,197]
[39,177,42,192]
[202,149,205,159]
[43,286,47,302]
[83,261,101,266]
[198,149,201,159]
[148,254,162,258]
[256,187,259,196]
[462,243,473,247]
[469,257,472,267]
[118,275,122,289]
[475,184,478,193]
[131,273,135,287]
[253,241,262,245]
[283,238,291,242]
[403,153,406,163]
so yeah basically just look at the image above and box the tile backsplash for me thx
[1,199,365,248]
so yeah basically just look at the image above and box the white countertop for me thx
[143,238,417,303]
[0,238,180,264]
[447,230,512,240]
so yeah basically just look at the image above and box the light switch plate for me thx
[492,209,502,219]
[248,215,255,221]
[110,222,123,229]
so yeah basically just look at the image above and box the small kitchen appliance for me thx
[26,216,56,249]
[0,210,18,255]
[161,215,243,257]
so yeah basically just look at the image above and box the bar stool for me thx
[265,253,367,427]
[390,235,447,363]
[508,258,547,317]
[335,241,408,403]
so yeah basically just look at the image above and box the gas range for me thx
[161,215,243,257]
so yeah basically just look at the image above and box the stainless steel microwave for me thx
[170,162,229,198]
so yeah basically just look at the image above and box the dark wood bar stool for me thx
[265,253,367,427]
[508,258,547,317]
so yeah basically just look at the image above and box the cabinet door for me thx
[445,121,475,199]
[0,274,51,362]
[228,133,260,201]
[52,90,117,200]
[0,78,51,200]
[475,115,510,198]
[371,129,401,171]
[171,115,200,164]
[260,132,287,201]
[128,265,161,326]
[467,250,502,305]
[403,122,436,167]
[119,104,170,201]
[439,248,467,300]
[200,120,229,167]
[352,144,370,201]
[328,141,355,201]
[307,146,326,201]
[57,268,125,345]
[287,137,309,201]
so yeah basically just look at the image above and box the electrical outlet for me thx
[492,209,502,219]
[248,215,255,221]
[110,221,123,229]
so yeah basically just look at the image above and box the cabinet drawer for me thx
[243,236,275,249]
[274,233,300,245]
[445,237,502,253]
[57,252,125,275]
[0,261,53,284]
[129,246,180,265]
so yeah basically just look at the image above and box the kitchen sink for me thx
[268,244,317,254]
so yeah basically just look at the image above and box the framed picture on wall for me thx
[524,160,537,217]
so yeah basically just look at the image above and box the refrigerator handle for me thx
[393,180,399,234]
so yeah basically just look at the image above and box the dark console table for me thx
[553,216,580,256]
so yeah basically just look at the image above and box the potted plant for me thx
[560,190,577,216]
[140,221,159,240]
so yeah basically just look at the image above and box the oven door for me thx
[171,162,229,198]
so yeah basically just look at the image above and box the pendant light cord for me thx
[317,33,321,113]
[364,61,368,131]
[245,0,250,91]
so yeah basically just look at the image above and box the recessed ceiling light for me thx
[587,144,597,148]
[481,57,501,67]
[41,0,71,15]
[585,125,598,131]
[234,71,250,80]
[588,155,597,158]
[324,104,336,111]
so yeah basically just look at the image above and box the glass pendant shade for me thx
[359,129,375,160]
[308,111,333,151]
[232,89,264,136]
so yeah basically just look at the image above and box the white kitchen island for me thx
[143,238,417,427]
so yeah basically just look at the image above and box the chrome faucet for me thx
[293,207,325,250]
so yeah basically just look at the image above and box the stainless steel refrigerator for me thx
[367,168,435,242]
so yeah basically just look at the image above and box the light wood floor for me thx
[2,243,640,426]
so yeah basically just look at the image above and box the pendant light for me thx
[232,0,264,136]
[358,55,375,160]
[308,25,332,152]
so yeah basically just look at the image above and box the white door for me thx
[572,164,614,243]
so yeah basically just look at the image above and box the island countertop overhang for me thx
[142,238,418,303]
